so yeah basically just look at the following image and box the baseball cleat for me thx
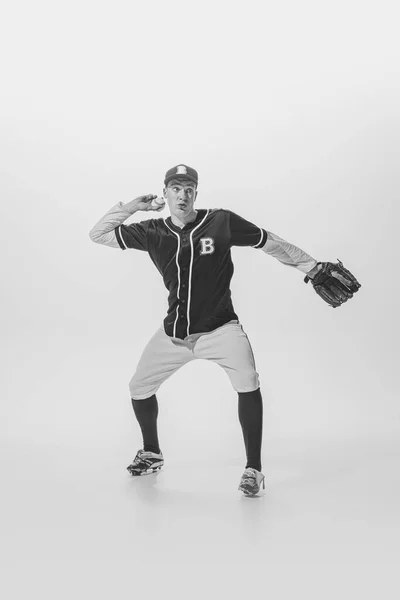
[127,449,164,476]
[238,467,265,496]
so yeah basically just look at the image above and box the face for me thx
[163,179,198,218]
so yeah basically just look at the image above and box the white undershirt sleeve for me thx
[262,231,318,274]
[89,202,134,248]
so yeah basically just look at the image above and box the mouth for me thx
[177,204,187,210]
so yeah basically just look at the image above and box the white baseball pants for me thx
[129,320,260,399]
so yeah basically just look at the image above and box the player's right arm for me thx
[89,194,162,249]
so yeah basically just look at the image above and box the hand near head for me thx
[124,194,166,213]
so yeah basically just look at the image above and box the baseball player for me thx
[89,164,361,496]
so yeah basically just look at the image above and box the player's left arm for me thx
[228,210,361,306]
[261,230,320,277]
[228,210,319,279]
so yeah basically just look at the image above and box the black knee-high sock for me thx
[238,388,263,472]
[131,394,161,454]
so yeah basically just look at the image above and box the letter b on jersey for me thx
[200,237,215,255]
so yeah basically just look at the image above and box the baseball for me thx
[151,196,166,210]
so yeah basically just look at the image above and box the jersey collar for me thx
[166,209,207,233]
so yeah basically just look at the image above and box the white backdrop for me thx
[1,1,399,598]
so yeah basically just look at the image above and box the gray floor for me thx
[2,434,399,599]
[3,322,398,598]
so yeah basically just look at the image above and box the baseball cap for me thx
[164,164,198,187]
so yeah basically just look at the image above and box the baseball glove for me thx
[304,259,361,308]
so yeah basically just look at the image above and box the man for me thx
[89,164,360,496]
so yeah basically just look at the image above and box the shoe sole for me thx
[127,465,163,476]
[238,485,260,496]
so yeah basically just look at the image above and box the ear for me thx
[163,187,167,198]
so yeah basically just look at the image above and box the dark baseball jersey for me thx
[115,209,267,339]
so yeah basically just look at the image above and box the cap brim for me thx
[164,175,198,185]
